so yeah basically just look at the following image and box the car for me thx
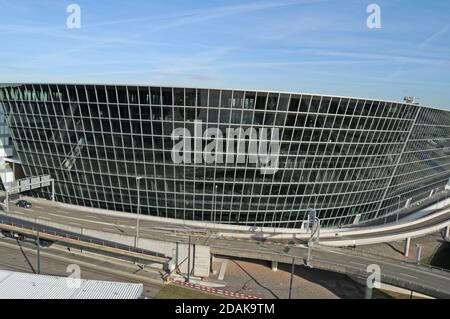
[16,200,32,208]
[1,230,25,241]
[37,239,54,248]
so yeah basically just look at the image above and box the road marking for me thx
[44,213,131,229]
[349,261,367,267]
[56,210,71,215]
[34,205,44,209]
[322,249,450,281]
[218,260,228,281]
[399,273,418,279]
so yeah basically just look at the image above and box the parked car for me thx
[16,200,32,208]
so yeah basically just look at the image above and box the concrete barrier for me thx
[1,211,211,277]
[15,195,450,239]
[321,219,450,247]
[218,202,450,240]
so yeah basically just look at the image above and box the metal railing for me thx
[330,245,450,274]
[0,216,169,263]
[311,257,450,298]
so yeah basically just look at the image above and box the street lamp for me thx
[288,257,295,299]
[396,195,401,223]
[135,176,144,248]
[213,184,218,227]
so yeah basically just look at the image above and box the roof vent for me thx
[404,96,420,105]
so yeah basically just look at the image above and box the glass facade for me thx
[0,84,449,228]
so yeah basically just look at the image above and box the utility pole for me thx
[213,184,218,228]
[187,235,191,283]
[306,240,313,268]
[36,229,41,274]
[135,176,143,248]
[288,257,295,299]
[175,241,180,271]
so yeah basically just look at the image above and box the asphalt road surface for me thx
[2,196,450,298]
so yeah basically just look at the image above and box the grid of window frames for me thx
[0,84,449,228]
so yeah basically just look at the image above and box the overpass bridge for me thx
[210,240,450,299]
[0,214,170,265]
[0,195,449,298]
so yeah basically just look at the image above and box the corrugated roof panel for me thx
[0,270,143,299]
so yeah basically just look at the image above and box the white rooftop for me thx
[0,270,143,299]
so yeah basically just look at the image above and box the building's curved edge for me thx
[1,82,447,112]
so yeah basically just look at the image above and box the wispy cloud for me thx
[419,24,450,49]
[86,0,326,31]
[389,23,450,80]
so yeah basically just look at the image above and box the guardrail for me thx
[311,257,450,299]
[0,216,170,264]
[211,244,450,299]
[324,245,450,275]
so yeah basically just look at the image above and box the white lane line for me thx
[46,213,61,217]
[56,210,71,215]
[218,260,228,281]
[349,261,367,267]
[399,273,418,279]
[44,213,132,228]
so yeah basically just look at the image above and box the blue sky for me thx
[1,0,449,108]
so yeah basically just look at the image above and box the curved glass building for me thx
[0,83,449,229]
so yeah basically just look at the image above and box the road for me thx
[321,206,450,243]
[0,235,163,298]
[2,196,450,298]
[5,195,450,243]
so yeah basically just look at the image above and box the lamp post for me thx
[135,176,143,248]
[213,184,218,228]
[187,235,191,282]
[36,229,41,274]
[288,257,295,299]
[396,195,401,223]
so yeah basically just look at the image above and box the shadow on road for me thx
[227,256,388,299]
[428,241,450,270]
[231,259,280,299]
[16,239,36,274]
